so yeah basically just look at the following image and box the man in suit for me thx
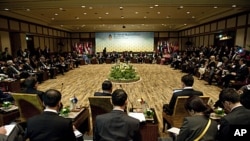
[217,88,250,141]
[94,80,112,96]
[163,74,203,116]
[221,58,249,88]
[26,89,76,141]
[94,89,141,141]
[21,76,45,101]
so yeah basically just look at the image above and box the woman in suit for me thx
[176,95,218,141]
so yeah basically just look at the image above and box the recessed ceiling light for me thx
[81,6,85,8]
[120,7,123,10]
[179,6,184,9]
[166,16,170,18]
[121,16,124,19]
[144,16,147,19]
[54,13,58,16]
[59,8,63,11]
[135,12,139,14]
[157,12,161,14]
[60,25,63,27]
[4,8,9,11]
[154,4,159,7]
[75,17,79,20]
[105,12,109,15]
[89,7,93,9]
[184,24,187,26]
[98,17,102,19]
[232,5,237,8]
[26,9,30,11]
[192,16,195,18]
[149,6,154,9]
[214,6,218,8]
[51,18,55,20]
[186,11,190,14]
[83,12,87,15]
[81,25,85,27]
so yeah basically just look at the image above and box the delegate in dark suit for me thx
[163,75,203,115]
[94,89,141,141]
[217,88,250,141]
[94,80,112,96]
[94,110,140,141]
[26,112,76,141]
[26,89,76,141]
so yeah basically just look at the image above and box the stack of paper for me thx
[128,112,146,122]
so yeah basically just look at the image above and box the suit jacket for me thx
[94,110,141,141]
[177,116,218,141]
[165,88,203,115]
[94,92,112,96]
[217,106,250,141]
[235,65,249,81]
[26,111,76,141]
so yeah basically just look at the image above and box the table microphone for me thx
[61,83,64,92]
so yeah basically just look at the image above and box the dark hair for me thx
[185,96,213,118]
[43,89,61,107]
[24,76,38,88]
[239,58,247,64]
[219,88,240,104]
[102,80,112,91]
[181,74,194,86]
[111,89,127,106]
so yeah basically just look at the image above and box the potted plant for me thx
[60,106,70,117]
[2,101,12,109]
[144,108,154,118]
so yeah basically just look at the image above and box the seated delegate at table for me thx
[25,89,76,141]
[0,124,24,141]
[94,89,141,141]
[216,88,250,141]
[94,80,112,96]
[176,96,218,141]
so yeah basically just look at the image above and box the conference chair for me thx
[88,96,113,132]
[11,93,44,122]
[162,96,211,131]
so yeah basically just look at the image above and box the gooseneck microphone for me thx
[61,83,64,92]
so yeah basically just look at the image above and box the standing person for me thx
[176,96,218,141]
[103,47,107,59]
[217,88,250,141]
[94,89,141,141]
[94,80,112,96]
[26,89,76,141]
[163,74,203,116]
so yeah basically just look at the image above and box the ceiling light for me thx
[54,13,58,16]
[179,6,184,9]
[157,12,161,14]
[75,17,79,20]
[98,17,102,19]
[121,16,124,19]
[135,12,139,14]
[120,7,123,10]
[4,8,9,11]
[89,7,93,9]
[105,12,109,15]
[186,11,190,14]
[60,25,63,27]
[81,25,85,27]
[26,9,30,11]
[149,6,154,9]
[166,16,170,18]
[59,8,63,11]
[214,6,218,8]
[232,5,237,8]
[83,12,87,15]
[154,4,159,7]
[184,24,187,26]
[51,18,55,20]
[144,16,147,19]
[192,16,195,18]
[81,6,85,8]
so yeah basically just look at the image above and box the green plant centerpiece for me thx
[108,63,140,83]
[144,108,154,118]
[2,101,12,109]
[60,106,70,117]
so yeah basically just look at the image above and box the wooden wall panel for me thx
[200,25,205,33]
[20,22,29,32]
[0,18,8,29]
[195,36,199,47]
[218,20,225,30]
[49,29,53,35]
[199,36,204,46]
[238,14,247,26]
[30,25,36,33]
[195,27,199,34]
[169,32,178,37]
[204,35,209,46]
[209,34,214,46]
[159,32,168,37]
[235,28,245,47]
[211,23,217,31]
[227,17,236,28]
[43,27,48,35]
[205,24,210,33]
[9,20,19,31]
[71,33,80,38]
[246,27,250,48]
[37,26,43,34]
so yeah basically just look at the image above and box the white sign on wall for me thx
[95,32,154,52]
